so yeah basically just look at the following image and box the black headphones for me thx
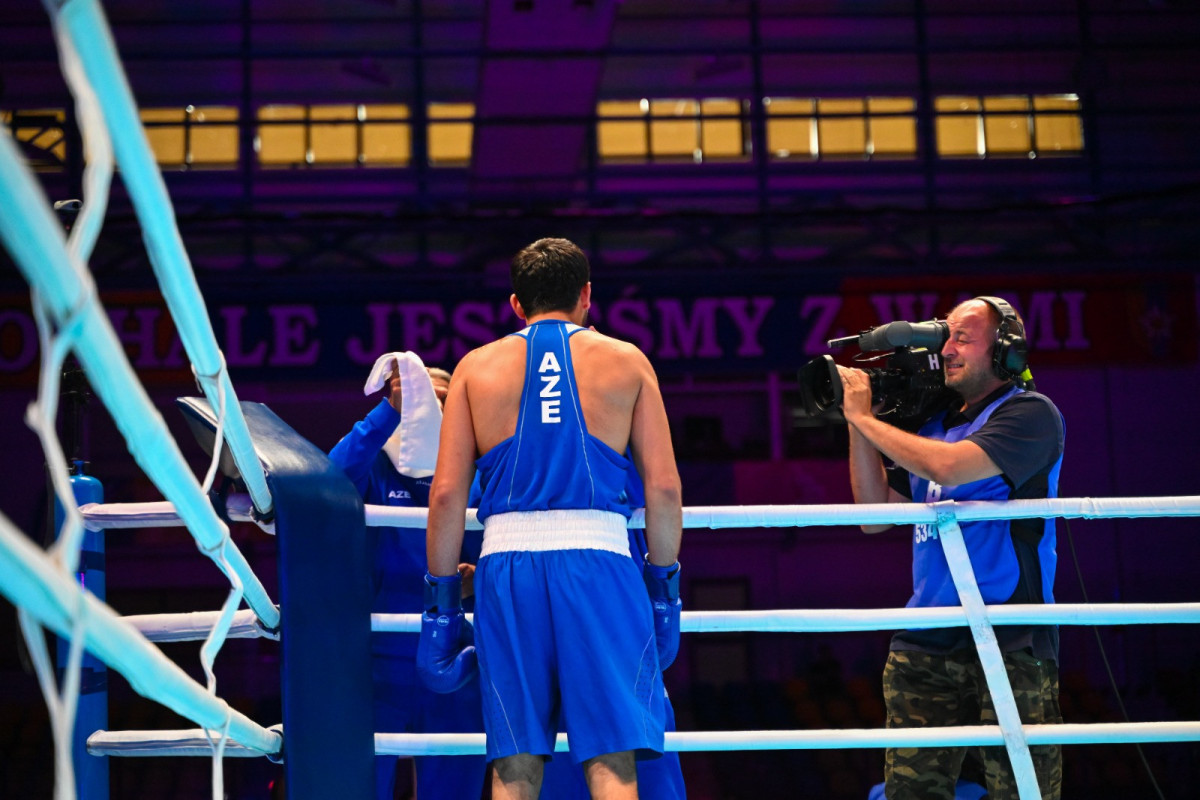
[974,296,1028,381]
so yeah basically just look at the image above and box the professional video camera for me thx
[797,319,959,430]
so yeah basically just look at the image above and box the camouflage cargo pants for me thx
[882,648,1063,800]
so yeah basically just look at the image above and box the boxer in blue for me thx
[329,363,487,800]
[421,237,683,799]
[540,470,688,799]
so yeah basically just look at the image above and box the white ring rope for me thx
[77,494,1200,532]
[15,489,1200,800]
[128,608,279,643]
[104,599,1200,645]
[372,496,1200,529]
[77,486,1200,799]
[88,728,283,759]
[0,132,279,633]
[373,723,1200,755]
[87,719,1200,760]
[110,600,1200,645]
[370,602,1200,635]
[79,498,264,532]
[52,0,273,519]
[74,490,1200,800]
[0,511,282,757]
[3,18,280,788]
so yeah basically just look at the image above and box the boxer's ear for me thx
[510,293,527,321]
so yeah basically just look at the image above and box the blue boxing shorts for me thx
[474,509,665,765]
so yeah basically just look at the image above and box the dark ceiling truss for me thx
[11,43,1194,63]
[6,111,67,170]
[2,0,1197,286]
[46,181,1196,285]
[262,224,401,275]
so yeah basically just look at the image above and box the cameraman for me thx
[837,297,1065,800]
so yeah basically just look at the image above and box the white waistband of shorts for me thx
[481,509,631,557]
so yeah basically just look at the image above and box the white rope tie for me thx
[202,713,233,799]
[0,8,281,794]
[51,0,112,267]
[28,286,94,568]
[18,603,88,800]
[192,355,229,497]
[21,281,97,800]
[187,366,252,798]
[191,361,248,708]
[935,502,1041,799]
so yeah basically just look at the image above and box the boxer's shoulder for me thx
[573,329,648,365]
[459,337,524,374]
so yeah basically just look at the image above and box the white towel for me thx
[363,351,442,478]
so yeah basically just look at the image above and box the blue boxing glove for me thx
[643,557,682,671]
[416,572,478,693]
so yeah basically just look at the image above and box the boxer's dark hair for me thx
[511,238,590,316]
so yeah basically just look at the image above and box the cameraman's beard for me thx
[946,365,990,403]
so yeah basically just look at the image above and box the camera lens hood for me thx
[797,354,844,417]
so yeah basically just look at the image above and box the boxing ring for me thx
[2,2,1200,799]
[27,497,1200,800]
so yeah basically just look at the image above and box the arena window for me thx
[765,96,917,161]
[597,97,750,163]
[141,106,238,169]
[361,104,412,166]
[426,102,474,166]
[1032,94,1085,155]
[4,92,1083,173]
[936,93,1084,159]
[256,104,414,168]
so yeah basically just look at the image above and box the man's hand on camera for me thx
[837,366,874,424]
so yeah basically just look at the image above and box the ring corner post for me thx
[56,466,109,800]
[258,407,374,800]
